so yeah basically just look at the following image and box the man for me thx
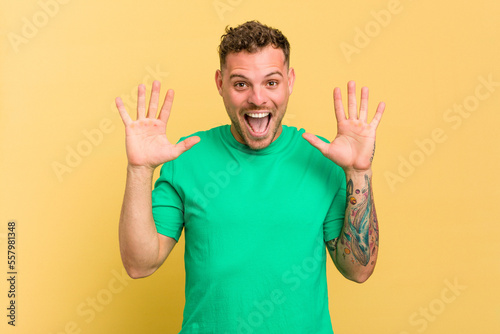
[116,21,384,333]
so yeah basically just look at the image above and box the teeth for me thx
[246,112,269,118]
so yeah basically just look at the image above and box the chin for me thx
[230,118,282,150]
[243,137,273,150]
[243,127,282,150]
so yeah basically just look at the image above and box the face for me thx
[215,46,295,150]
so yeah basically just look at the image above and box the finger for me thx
[333,87,346,122]
[359,86,369,123]
[370,101,386,128]
[147,80,161,119]
[302,133,330,156]
[347,80,358,119]
[137,84,146,119]
[158,89,175,124]
[170,136,200,159]
[115,97,132,126]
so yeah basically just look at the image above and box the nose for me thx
[247,86,267,106]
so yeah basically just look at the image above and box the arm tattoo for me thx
[326,238,339,253]
[341,174,378,266]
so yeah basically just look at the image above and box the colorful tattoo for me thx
[340,174,378,266]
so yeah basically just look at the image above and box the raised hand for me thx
[303,81,385,172]
[115,81,200,170]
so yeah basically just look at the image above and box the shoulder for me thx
[281,125,331,148]
[282,125,330,141]
[169,125,233,164]
[179,125,227,143]
[157,126,229,180]
[175,125,233,157]
[282,125,344,175]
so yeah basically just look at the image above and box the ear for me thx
[215,69,223,96]
[287,67,296,95]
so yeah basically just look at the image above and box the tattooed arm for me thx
[303,81,385,283]
[325,170,379,283]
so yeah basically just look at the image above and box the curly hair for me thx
[218,21,290,70]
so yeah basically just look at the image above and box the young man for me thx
[116,21,384,334]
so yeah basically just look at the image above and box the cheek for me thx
[226,91,247,108]
[271,91,289,108]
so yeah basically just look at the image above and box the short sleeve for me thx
[323,164,347,242]
[151,161,185,241]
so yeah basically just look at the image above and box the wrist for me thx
[343,167,372,178]
[127,164,155,178]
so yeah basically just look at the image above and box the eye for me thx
[234,82,248,89]
[267,80,279,87]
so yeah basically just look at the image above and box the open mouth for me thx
[244,112,271,137]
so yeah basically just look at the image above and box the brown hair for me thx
[218,20,290,70]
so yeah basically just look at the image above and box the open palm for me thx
[115,81,200,169]
[303,81,385,172]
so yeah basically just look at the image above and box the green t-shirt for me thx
[152,125,346,334]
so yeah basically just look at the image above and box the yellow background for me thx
[1,0,499,333]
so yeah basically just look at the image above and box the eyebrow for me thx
[229,71,284,80]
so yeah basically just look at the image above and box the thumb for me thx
[302,133,329,156]
[170,136,201,159]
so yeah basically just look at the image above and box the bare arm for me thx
[303,81,384,283]
[118,166,177,278]
[116,81,199,278]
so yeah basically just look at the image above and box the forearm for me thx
[119,165,162,278]
[327,169,379,283]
